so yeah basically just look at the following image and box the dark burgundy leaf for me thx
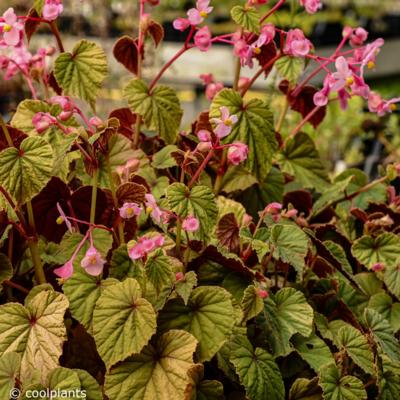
[48,71,62,95]
[25,8,41,44]
[113,36,142,75]
[0,126,27,150]
[147,19,164,47]
[116,182,146,206]
[254,41,277,76]
[283,190,313,217]
[109,108,136,138]
[216,213,240,253]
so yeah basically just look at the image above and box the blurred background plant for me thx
[1,0,399,176]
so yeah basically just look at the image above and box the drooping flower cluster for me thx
[128,234,165,260]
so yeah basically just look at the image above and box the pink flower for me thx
[145,193,163,223]
[199,73,214,85]
[196,141,213,152]
[299,0,322,14]
[350,27,368,47]
[371,262,385,272]
[0,8,23,47]
[187,0,213,25]
[56,202,72,232]
[368,92,400,116]
[359,38,384,76]
[119,202,142,219]
[351,75,370,99]
[128,234,165,260]
[81,246,106,276]
[331,57,354,92]
[182,216,200,232]
[264,202,282,214]
[54,260,74,279]
[205,82,224,100]
[42,0,63,21]
[211,106,238,138]
[257,289,269,299]
[49,96,74,121]
[285,29,312,57]
[227,142,249,165]
[129,242,146,260]
[173,17,190,32]
[175,272,185,281]
[1,45,32,80]
[32,112,57,133]
[251,23,275,54]
[194,26,212,52]
[197,129,211,142]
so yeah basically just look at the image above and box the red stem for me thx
[188,149,214,188]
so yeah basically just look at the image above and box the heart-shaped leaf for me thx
[55,40,108,109]
[0,352,20,399]
[0,289,68,382]
[158,286,235,362]
[93,278,157,369]
[231,5,260,33]
[105,330,197,400]
[0,136,53,205]
[210,89,277,181]
[124,78,183,144]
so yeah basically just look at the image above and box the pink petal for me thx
[3,8,17,25]
[4,28,19,47]
[54,261,74,279]
[215,124,231,138]
[220,106,230,121]
[187,9,202,25]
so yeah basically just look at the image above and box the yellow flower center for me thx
[3,24,12,33]
[200,11,208,18]
[367,61,375,69]
[89,255,98,265]
[224,119,233,127]
[126,207,134,217]
[346,76,354,86]
[253,47,261,55]
[56,216,64,225]
[390,104,397,111]
[146,206,153,214]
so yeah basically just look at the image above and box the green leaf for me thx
[93,278,157,369]
[75,368,103,400]
[33,0,44,15]
[259,288,314,356]
[63,268,118,334]
[323,240,353,276]
[369,293,400,333]
[380,372,400,400]
[289,377,322,400]
[336,324,374,374]
[383,265,400,300]
[0,290,68,381]
[210,89,277,181]
[241,285,264,322]
[175,271,197,306]
[319,363,367,400]
[152,145,179,169]
[231,5,260,33]
[124,78,183,144]
[109,245,144,282]
[364,308,400,362]
[275,56,305,83]
[0,352,20,399]
[0,254,13,284]
[11,99,76,135]
[105,330,197,400]
[166,183,218,239]
[352,233,400,269]
[220,166,258,194]
[186,364,224,400]
[0,136,53,204]
[230,337,284,400]
[144,251,175,294]
[158,286,235,362]
[54,40,108,108]
[270,224,309,276]
[277,132,329,192]
[291,333,334,372]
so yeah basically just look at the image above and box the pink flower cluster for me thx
[43,0,64,21]
[234,24,275,67]
[200,73,224,101]
[299,0,322,14]
[0,8,23,47]
[173,0,213,31]
[263,202,298,222]
[128,234,165,260]
[313,34,399,114]
[284,29,312,57]
[32,112,57,133]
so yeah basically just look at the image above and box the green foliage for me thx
[231,5,260,33]
[55,40,108,109]
[210,89,277,181]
